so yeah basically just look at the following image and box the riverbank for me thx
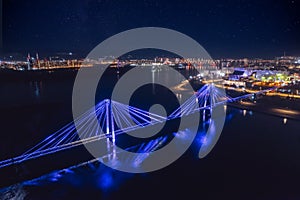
[228,96,300,121]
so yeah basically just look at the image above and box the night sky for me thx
[2,0,300,59]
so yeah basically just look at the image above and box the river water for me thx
[0,67,300,199]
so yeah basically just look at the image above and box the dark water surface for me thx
[0,68,300,199]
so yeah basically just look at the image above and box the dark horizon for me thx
[1,0,300,59]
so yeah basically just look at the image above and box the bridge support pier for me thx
[105,99,116,145]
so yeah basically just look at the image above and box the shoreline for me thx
[228,101,300,121]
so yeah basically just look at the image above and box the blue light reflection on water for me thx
[6,135,171,197]
[0,101,253,199]
[8,114,228,196]
[1,106,233,195]
[1,106,300,199]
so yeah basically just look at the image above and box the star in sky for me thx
[2,0,300,58]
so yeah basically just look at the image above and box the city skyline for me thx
[0,49,300,61]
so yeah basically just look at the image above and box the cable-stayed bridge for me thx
[0,84,274,170]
